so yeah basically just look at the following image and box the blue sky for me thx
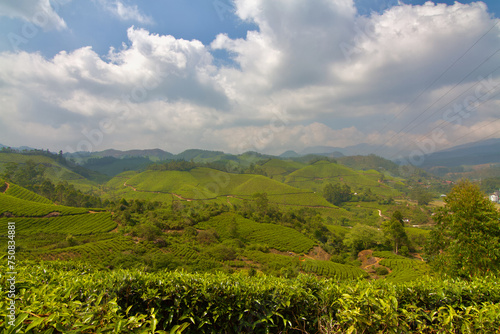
[0,0,499,159]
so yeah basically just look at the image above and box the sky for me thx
[0,0,499,160]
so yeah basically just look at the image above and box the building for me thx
[490,193,499,203]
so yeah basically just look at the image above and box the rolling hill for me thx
[105,167,335,207]
[284,160,401,197]
[0,152,106,191]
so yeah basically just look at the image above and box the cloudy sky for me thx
[0,0,499,159]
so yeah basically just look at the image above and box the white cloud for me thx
[0,0,499,156]
[98,0,153,24]
[0,0,67,30]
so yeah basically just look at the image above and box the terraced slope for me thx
[0,192,91,217]
[0,212,116,235]
[285,161,400,196]
[108,168,334,207]
[3,182,53,204]
[197,213,316,253]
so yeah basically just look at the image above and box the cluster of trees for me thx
[342,211,409,257]
[323,183,352,206]
[2,160,105,208]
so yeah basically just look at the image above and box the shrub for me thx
[375,266,389,276]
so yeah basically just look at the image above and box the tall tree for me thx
[426,180,500,278]
[382,212,408,254]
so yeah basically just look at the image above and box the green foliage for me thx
[382,212,409,254]
[323,183,352,206]
[379,258,430,283]
[375,266,389,276]
[301,259,368,280]
[2,261,499,333]
[427,180,500,278]
[410,187,433,205]
[372,251,407,260]
[343,224,383,255]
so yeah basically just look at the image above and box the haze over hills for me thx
[2,137,500,180]
[419,138,500,168]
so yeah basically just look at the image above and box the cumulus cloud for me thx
[0,0,67,30]
[0,0,499,156]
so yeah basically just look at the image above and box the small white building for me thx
[490,194,499,203]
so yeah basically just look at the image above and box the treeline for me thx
[2,160,107,208]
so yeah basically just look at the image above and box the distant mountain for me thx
[420,138,500,168]
[300,146,345,158]
[0,144,37,151]
[95,148,174,160]
[175,149,226,161]
[300,143,398,158]
[279,150,300,158]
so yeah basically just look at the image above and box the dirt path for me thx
[3,182,10,193]
[173,193,192,202]
[123,182,137,191]
[412,253,425,262]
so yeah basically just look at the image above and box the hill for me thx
[105,167,334,207]
[284,160,400,197]
[420,138,500,168]
[0,152,107,191]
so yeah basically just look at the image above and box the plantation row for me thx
[380,258,430,283]
[0,212,117,235]
[26,236,161,262]
[197,213,316,254]
[372,251,408,260]
[1,261,499,333]
[301,259,368,280]
[0,193,90,217]
[246,227,315,253]
[4,182,53,204]
[171,244,199,261]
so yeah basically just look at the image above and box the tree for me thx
[426,180,500,278]
[382,212,408,254]
[343,224,383,255]
[324,183,352,206]
[410,188,433,205]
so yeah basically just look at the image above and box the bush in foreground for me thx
[1,261,499,333]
